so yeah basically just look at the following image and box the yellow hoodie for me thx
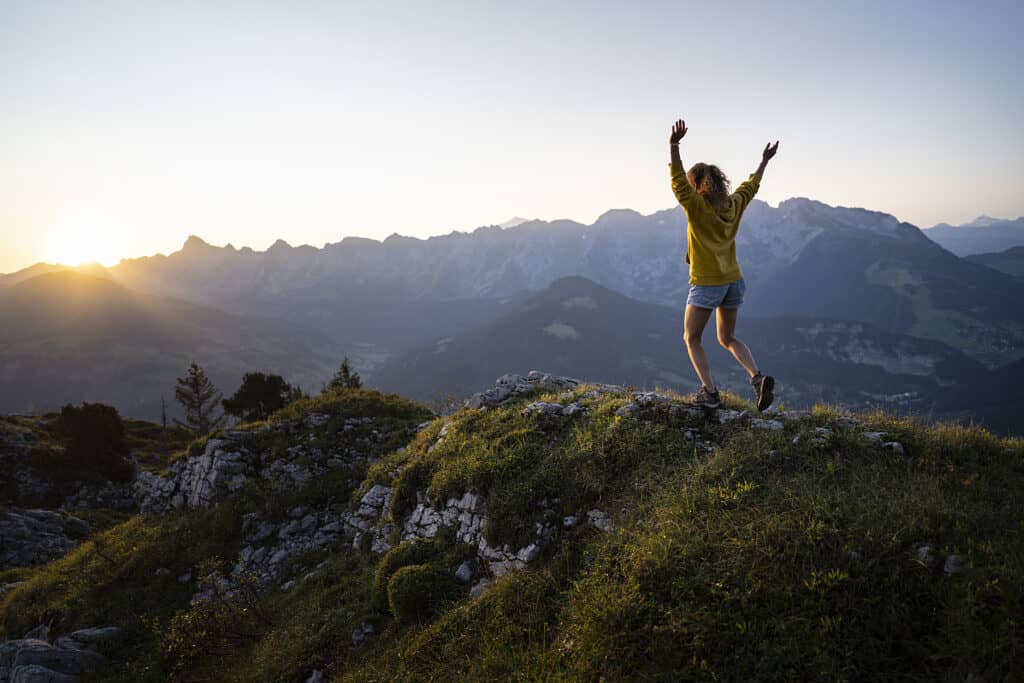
[670,162,761,285]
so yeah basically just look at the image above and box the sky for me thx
[2,0,1023,273]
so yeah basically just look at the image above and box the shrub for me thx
[162,563,272,673]
[373,540,439,607]
[58,402,133,482]
[387,564,459,623]
[222,372,296,422]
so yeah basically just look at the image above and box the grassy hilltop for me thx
[2,381,1022,681]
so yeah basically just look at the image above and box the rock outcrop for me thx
[0,509,90,570]
[133,414,396,513]
[0,430,51,506]
[0,626,121,683]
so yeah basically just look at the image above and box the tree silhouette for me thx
[174,362,226,434]
[327,356,362,391]
[223,372,295,422]
[59,402,134,482]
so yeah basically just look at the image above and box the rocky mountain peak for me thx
[180,235,215,254]
[499,217,531,229]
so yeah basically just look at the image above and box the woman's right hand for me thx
[670,119,688,144]
[762,140,780,162]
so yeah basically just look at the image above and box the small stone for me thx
[305,670,325,683]
[615,404,639,418]
[848,550,862,562]
[300,513,318,532]
[882,441,905,456]
[67,626,121,643]
[469,578,493,598]
[516,543,541,563]
[281,580,296,591]
[278,520,301,539]
[561,402,584,417]
[943,554,970,576]
[562,515,578,529]
[522,401,564,416]
[915,544,937,567]
[455,562,473,584]
[861,431,885,442]
[177,573,192,584]
[154,567,171,577]
[351,622,375,646]
[750,418,784,431]
[587,510,612,532]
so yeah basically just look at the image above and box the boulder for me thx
[0,509,87,570]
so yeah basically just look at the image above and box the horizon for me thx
[2,197,1020,276]
[3,0,1023,273]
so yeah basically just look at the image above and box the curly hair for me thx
[687,163,731,212]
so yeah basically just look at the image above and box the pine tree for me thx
[161,395,167,431]
[327,356,362,391]
[174,362,226,434]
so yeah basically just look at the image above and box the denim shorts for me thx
[686,278,746,309]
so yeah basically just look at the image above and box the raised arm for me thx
[669,119,687,169]
[731,140,780,212]
[668,119,697,208]
[754,140,779,179]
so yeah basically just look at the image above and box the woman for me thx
[668,118,779,411]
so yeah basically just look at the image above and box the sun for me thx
[43,221,123,267]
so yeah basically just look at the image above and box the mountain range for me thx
[2,198,1022,430]
[7,200,1024,366]
[923,215,1024,256]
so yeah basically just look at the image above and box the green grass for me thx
[123,419,193,472]
[4,385,1022,681]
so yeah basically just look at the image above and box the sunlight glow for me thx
[43,218,122,267]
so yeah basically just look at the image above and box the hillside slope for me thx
[2,375,1021,681]
[966,245,1024,279]
[372,276,986,418]
[0,271,341,419]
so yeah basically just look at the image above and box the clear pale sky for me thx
[2,0,1022,273]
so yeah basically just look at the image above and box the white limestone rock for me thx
[750,418,784,431]
[522,402,564,416]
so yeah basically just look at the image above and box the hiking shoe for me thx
[693,386,722,409]
[751,372,775,412]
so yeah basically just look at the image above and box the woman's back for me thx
[669,164,762,285]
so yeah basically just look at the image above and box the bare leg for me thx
[716,307,759,378]
[684,305,716,390]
